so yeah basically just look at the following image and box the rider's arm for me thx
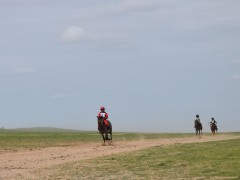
[105,112,108,119]
[97,113,101,118]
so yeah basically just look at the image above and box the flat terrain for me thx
[0,133,239,180]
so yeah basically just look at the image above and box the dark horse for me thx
[97,117,112,144]
[194,120,203,137]
[210,123,218,135]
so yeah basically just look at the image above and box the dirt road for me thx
[0,134,239,180]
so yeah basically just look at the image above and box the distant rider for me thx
[210,117,218,130]
[194,114,201,128]
[211,117,217,125]
[97,106,109,127]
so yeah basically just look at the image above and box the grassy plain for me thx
[1,129,240,179]
[0,128,195,150]
[41,138,240,180]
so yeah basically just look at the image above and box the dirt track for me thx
[0,134,239,180]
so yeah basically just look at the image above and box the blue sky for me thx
[0,0,240,132]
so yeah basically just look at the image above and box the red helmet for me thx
[100,106,105,111]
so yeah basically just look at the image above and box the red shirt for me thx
[97,112,108,120]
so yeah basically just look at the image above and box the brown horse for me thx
[97,117,112,144]
[210,123,218,135]
[194,120,203,137]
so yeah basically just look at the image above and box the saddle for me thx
[97,117,109,128]
[104,120,110,127]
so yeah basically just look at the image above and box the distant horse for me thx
[97,117,112,144]
[210,123,218,135]
[194,120,203,137]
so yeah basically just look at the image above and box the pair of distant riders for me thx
[194,114,217,127]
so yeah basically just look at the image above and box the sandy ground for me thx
[0,134,239,180]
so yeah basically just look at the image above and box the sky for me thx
[0,0,240,132]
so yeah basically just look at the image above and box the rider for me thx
[211,117,217,125]
[194,114,201,128]
[97,106,109,127]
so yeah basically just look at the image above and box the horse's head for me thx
[195,119,199,125]
[97,116,103,122]
[195,120,202,129]
[97,117,105,129]
[211,123,217,129]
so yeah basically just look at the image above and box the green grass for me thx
[40,138,240,179]
[0,128,196,150]
[1,129,240,179]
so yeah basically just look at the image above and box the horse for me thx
[97,117,112,144]
[194,120,203,137]
[210,123,218,135]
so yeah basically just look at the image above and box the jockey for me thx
[97,106,109,127]
[210,117,218,132]
[194,114,201,128]
[211,117,217,125]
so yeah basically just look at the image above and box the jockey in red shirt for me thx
[97,106,109,127]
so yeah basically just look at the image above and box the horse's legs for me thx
[101,126,108,141]
[196,130,199,137]
[195,129,201,138]
[109,131,112,141]
[211,127,215,135]
[196,130,199,136]
[105,130,109,140]
[101,133,105,143]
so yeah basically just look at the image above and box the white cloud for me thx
[230,74,240,80]
[61,26,127,44]
[61,26,94,42]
